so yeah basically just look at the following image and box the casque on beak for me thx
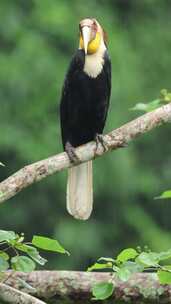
[81,26,91,55]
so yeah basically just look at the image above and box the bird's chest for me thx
[73,72,105,113]
[83,53,104,78]
[68,52,107,123]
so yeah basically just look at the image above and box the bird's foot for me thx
[95,133,108,153]
[65,142,80,164]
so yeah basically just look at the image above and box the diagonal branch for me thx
[0,102,171,204]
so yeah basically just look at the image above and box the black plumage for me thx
[59,17,111,220]
[60,49,111,150]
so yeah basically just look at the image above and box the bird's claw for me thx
[65,142,80,164]
[95,134,107,153]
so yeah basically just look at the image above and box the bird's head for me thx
[79,18,107,55]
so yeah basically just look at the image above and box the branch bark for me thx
[0,282,46,304]
[4,270,171,303]
[0,102,171,204]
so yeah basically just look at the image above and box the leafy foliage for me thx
[155,190,171,200]
[89,247,171,300]
[0,230,68,273]
[11,256,35,272]
[158,266,171,284]
[92,282,114,300]
[32,235,69,255]
[131,89,171,113]
[88,262,112,272]
[116,248,138,262]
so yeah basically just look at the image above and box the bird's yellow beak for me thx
[81,26,91,55]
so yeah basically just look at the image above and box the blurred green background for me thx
[1,0,171,270]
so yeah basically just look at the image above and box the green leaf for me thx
[155,190,171,200]
[0,162,5,167]
[15,244,47,265]
[88,262,112,272]
[145,99,161,111]
[131,99,161,113]
[116,261,144,281]
[25,246,47,266]
[158,266,171,284]
[0,230,16,242]
[98,257,115,263]
[11,256,35,272]
[123,261,144,273]
[160,89,171,103]
[32,235,68,254]
[130,103,148,112]
[0,256,9,271]
[0,251,9,261]
[136,252,159,267]
[92,282,114,300]
[117,267,131,282]
[117,248,138,263]
[158,249,171,261]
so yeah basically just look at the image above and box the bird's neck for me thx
[83,41,106,78]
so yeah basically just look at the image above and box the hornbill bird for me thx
[60,18,111,220]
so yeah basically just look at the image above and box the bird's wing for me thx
[94,50,111,134]
[103,50,112,121]
[59,50,84,148]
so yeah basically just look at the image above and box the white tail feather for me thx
[67,161,93,220]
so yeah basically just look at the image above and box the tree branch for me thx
[4,270,171,303]
[0,102,171,204]
[0,283,46,304]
